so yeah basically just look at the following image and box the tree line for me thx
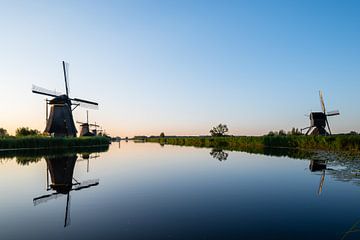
[0,127,41,137]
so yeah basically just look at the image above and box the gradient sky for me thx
[0,0,359,137]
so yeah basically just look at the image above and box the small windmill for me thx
[32,61,98,137]
[33,155,99,227]
[76,110,100,137]
[301,91,340,135]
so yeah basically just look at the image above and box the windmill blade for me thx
[89,124,100,127]
[72,98,99,110]
[32,84,63,98]
[33,192,64,206]
[319,91,326,113]
[325,118,332,135]
[72,179,99,191]
[76,121,86,125]
[327,110,340,116]
[62,61,70,97]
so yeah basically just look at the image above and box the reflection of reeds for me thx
[0,136,110,150]
[0,144,110,166]
[341,219,360,240]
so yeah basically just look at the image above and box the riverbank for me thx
[0,136,110,150]
[145,135,360,153]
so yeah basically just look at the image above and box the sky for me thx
[0,0,359,137]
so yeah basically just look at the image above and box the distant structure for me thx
[32,61,98,137]
[301,91,340,135]
[77,110,100,137]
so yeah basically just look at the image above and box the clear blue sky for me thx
[0,0,359,136]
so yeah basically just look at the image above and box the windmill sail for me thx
[327,110,340,116]
[62,61,70,96]
[72,98,99,110]
[32,85,62,98]
[319,91,326,113]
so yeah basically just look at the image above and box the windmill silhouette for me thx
[32,61,98,137]
[301,91,340,135]
[77,110,100,137]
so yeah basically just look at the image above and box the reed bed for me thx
[146,135,360,153]
[0,136,110,150]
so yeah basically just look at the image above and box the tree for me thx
[15,127,41,137]
[267,131,276,136]
[0,128,8,137]
[278,130,286,136]
[160,132,165,138]
[210,124,229,137]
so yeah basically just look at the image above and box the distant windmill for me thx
[77,110,100,137]
[32,61,98,137]
[33,155,99,227]
[301,91,340,135]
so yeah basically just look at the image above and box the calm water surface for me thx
[1,141,360,240]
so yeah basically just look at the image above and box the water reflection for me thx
[210,148,229,161]
[309,160,328,195]
[33,153,100,227]
[0,145,109,165]
[205,145,360,190]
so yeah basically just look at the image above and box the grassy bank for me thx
[146,135,360,153]
[0,136,110,150]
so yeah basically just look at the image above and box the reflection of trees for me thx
[210,149,229,161]
[0,145,109,166]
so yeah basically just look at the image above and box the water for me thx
[1,141,360,240]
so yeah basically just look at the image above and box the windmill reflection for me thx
[77,153,100,173]
[309,160,328,195]
[210,149,229,162]
[33,154,99,227]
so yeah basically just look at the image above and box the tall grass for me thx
[0,136,110,150]
[146,135,360,153]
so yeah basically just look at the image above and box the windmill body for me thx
[77,111,100,137]
[46,95,77,137]
[308,112,327,135]
[302,91,340,136]
[79,123,93,136]
[32,61,98,137]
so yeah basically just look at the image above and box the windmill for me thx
[76,110,100,137]
[33,155,99,227]
[32,61,98,137]
[301,91,340,135]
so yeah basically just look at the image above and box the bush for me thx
[15,127,41,137]
[0,128,9,137]
[210,124,229,137]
